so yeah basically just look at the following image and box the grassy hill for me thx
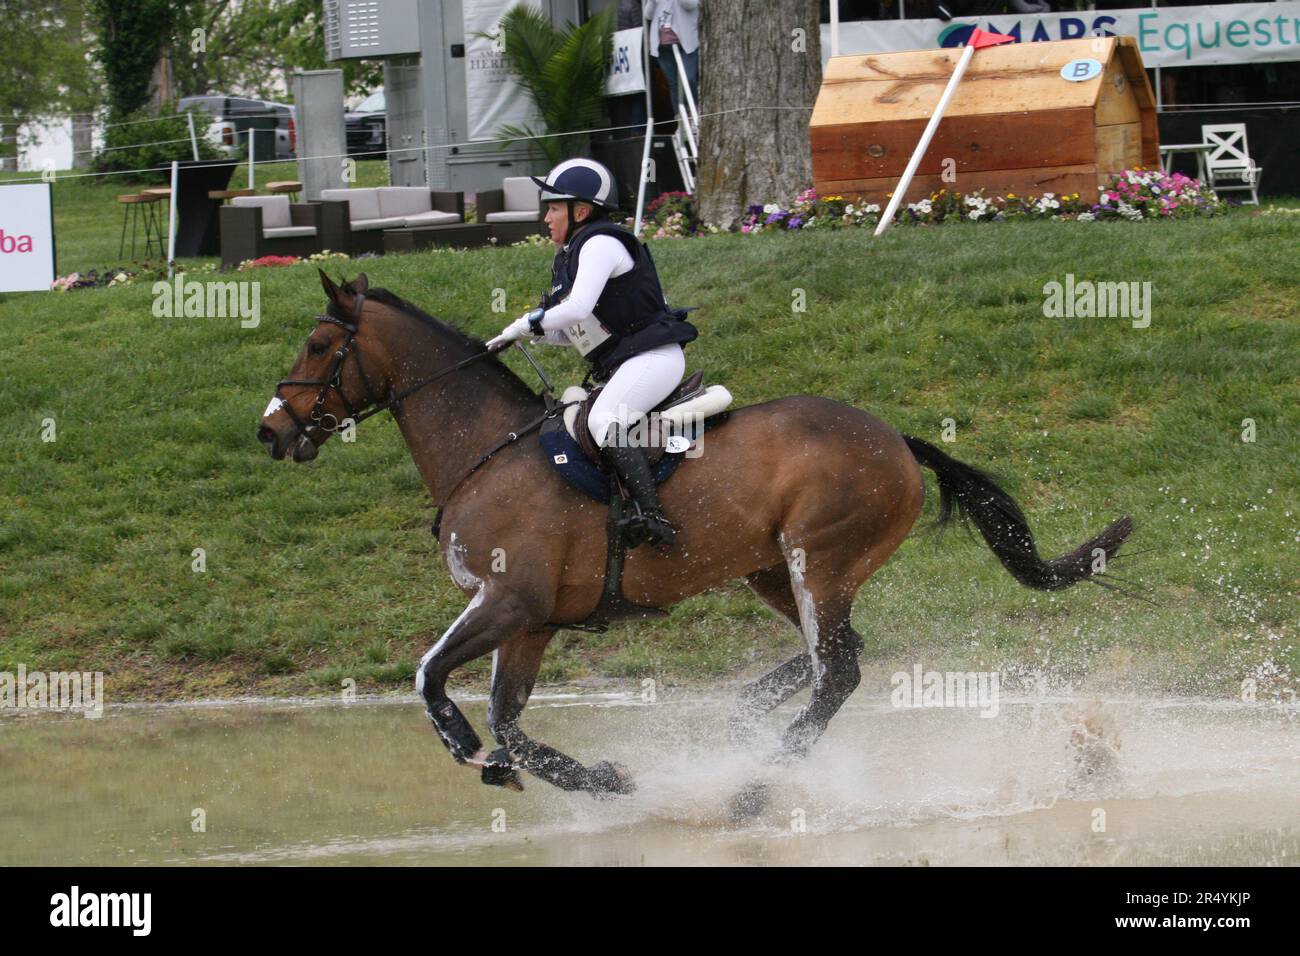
[2,203,1297,701]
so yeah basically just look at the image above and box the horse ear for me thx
[351,273,370,294]
[319,268,342,304]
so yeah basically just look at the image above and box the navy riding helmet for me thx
[532,159,620,241]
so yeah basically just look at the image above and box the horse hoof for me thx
[480,748,525,791]
[729,780,769,822]
[587,760,636,796]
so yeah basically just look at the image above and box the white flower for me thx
[845,203,855,214]
[1077,212,1095,222]
[865,204,881,214]
[763,203,779,214]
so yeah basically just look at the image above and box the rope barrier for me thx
[0,105,815,184]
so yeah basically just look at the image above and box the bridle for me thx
[272,290,567,508]
[273,291,504,440]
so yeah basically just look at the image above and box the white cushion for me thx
[402,209,461,226]
[263,225,317,238]
[350,216,407,231]
[502,176,540,212]
[484,210,540,223]
[232,195,291,229]
[320,187,380,221]
[656,386,734,427]
[378,187,433,218]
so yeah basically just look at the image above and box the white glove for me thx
[485,314,540,349]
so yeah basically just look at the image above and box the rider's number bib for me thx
[560,307,612,356]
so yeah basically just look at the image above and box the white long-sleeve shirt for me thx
[643,0,700,56]
[536,234,635,346]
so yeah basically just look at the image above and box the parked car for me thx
[178,95,296,160]
[345,91,386,158]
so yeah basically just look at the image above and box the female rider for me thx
[487,158,698,553]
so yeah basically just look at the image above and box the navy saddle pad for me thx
[539,413,729,503]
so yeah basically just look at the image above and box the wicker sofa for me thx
[316,187,465,254]
[219,196,336,269]
[476,177,547,245]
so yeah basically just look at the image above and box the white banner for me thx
[465,0,544,142]
[0,183,55,293]
[823,3,1300,69]
[607,27,647,95]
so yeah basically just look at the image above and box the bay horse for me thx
[258,272,1132,804]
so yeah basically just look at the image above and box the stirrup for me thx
[615,501,676,553]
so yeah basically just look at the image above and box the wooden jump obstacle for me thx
[811,36,1160,206]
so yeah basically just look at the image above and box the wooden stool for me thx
[208,188,255,203]
[117,193,165,260]
[266,180,302,202]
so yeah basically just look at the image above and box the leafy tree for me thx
[0,0,99,165]
[172,0,381,102]
[90,0,177,121]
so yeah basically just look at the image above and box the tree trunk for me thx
[696,0,822,229]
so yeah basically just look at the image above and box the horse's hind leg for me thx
[775,594,863,764]
[729,565,815,744]
[487,629,634,795]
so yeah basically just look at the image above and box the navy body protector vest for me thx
[540,220,698,380]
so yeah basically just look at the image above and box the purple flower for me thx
[765,212,785,225]
[787,216,803,229]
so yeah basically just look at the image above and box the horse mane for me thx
[346,281,540,404]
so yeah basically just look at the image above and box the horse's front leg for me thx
[416,590,534,780]
[486,629,635,796]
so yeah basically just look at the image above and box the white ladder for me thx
[670,45,699,193]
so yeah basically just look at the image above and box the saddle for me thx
[533,371,734,632]
[539,371,733,503]
[570,370,707,466]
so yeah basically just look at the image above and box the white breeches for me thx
[587,343,686,448]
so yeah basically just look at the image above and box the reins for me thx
[275,290,570,509]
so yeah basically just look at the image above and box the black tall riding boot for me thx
[601,423,677,553]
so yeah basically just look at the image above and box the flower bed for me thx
[236,250,350,271]
[621,168,1226,241]
[739,169,1225,232]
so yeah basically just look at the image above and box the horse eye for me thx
[309,341,327,356]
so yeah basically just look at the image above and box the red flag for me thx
[967,27,1016,49]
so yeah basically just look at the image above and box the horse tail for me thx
[902,435,1132,592]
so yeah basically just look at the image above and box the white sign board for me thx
[822,3,1300,70]
[0,183,55,293]
[465,0,544,142]
[607,27,647,95]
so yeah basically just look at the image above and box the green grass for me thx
[2,193,1298,701]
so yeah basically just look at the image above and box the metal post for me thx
[186,111,199,161]
[167,160,179,277]
[247,128,255,189]
[831,0,840,57]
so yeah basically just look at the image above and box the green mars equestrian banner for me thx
[822,2,1300,69]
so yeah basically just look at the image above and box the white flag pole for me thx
[186,111,199,161]
[874,41,975,237]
